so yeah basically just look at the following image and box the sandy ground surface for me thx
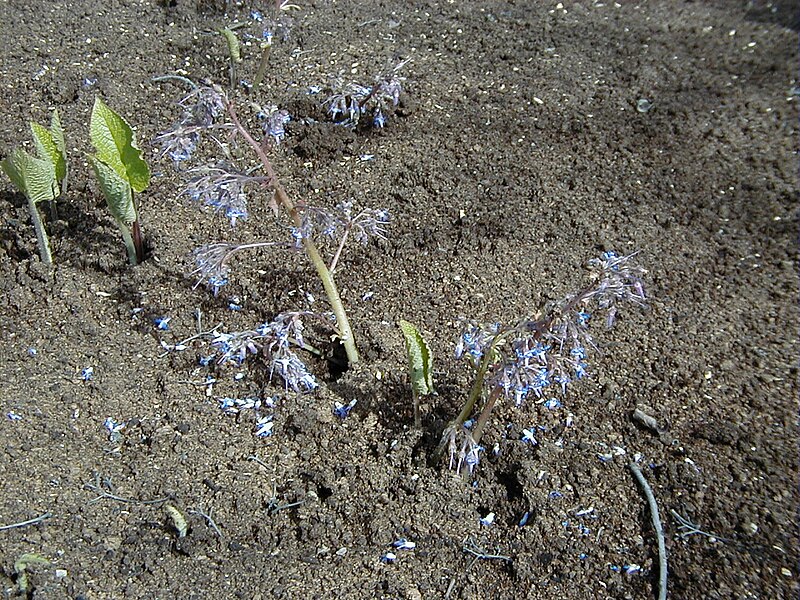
[0,1,797,598]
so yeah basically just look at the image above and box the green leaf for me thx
[50,109,67,183]
[89,97,150,193]
[399,320,434,397]
[30,110,67,186]
[88,155,136,226]
[31,122,57,165]
[1,148,59,204]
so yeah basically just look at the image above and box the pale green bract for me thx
[88,97,150,263]
[89,97,150,193]
[399,319,434,397]
[0,148,59,205]
[30,109,67,185]
[88,156,136,225]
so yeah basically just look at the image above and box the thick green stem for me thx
[412,388,421,429]
[119,223,138,265]
[457,386,502,478]
[27,198,52,265]
[278,185,360,364]
[455,344,497,427]
[432,338,502,462]
[226,98,360,365]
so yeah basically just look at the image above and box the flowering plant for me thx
[155,80,390,379]
[439,252,647,474]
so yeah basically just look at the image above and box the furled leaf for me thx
[1,148,59,204]
[13,553,50,594]
[88,155,136,226]
[164,505,188,538]
[89,97,150,193]
[30,109,67,184]
[50,109,66,160]
[399,320,434,396]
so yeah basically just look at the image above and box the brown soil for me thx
[0,1,797,598]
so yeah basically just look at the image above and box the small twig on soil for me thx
[462,538,512,569]
[269,499,305,514]
[189,506,223,538]
[245,458,306,513]
[158,323,223,357]
[84,473,169,506]
[629,462,667,600]
[670,509,731,543]
[178,378,218,386]
[265,485,305,515]
[0,512,52,531]
[247,455,270,470]
[444,578,457,600]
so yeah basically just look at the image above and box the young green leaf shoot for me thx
[88,97,150,264]
[399,319,434,428]
[1,110,67,264]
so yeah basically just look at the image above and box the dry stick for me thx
[151,74,198,89]
[629,462,667,600]
[462,538,512,568]
[247,455,270,470]
[158,323,223,357]
[0,513,52,531]
[670,509,731,543]
[224,100,360,365]
[189,507,223,538]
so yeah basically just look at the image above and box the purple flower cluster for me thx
[157,87,290,221]
[455,321,500,364]
[191,242,237,295]
[457,252,646,407]
[183,163,266,227]
[252,2,294,44]
[210,311,318,393]
[447,426,484,475]
[155,86,227,165]
[217,396,276,438]
[323,82,372,125]
[257,106,291,144]
[323,61,407,128]
[295,201,390,246]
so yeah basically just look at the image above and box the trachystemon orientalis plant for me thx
[154,80,389,391]
[438,251,647,475]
